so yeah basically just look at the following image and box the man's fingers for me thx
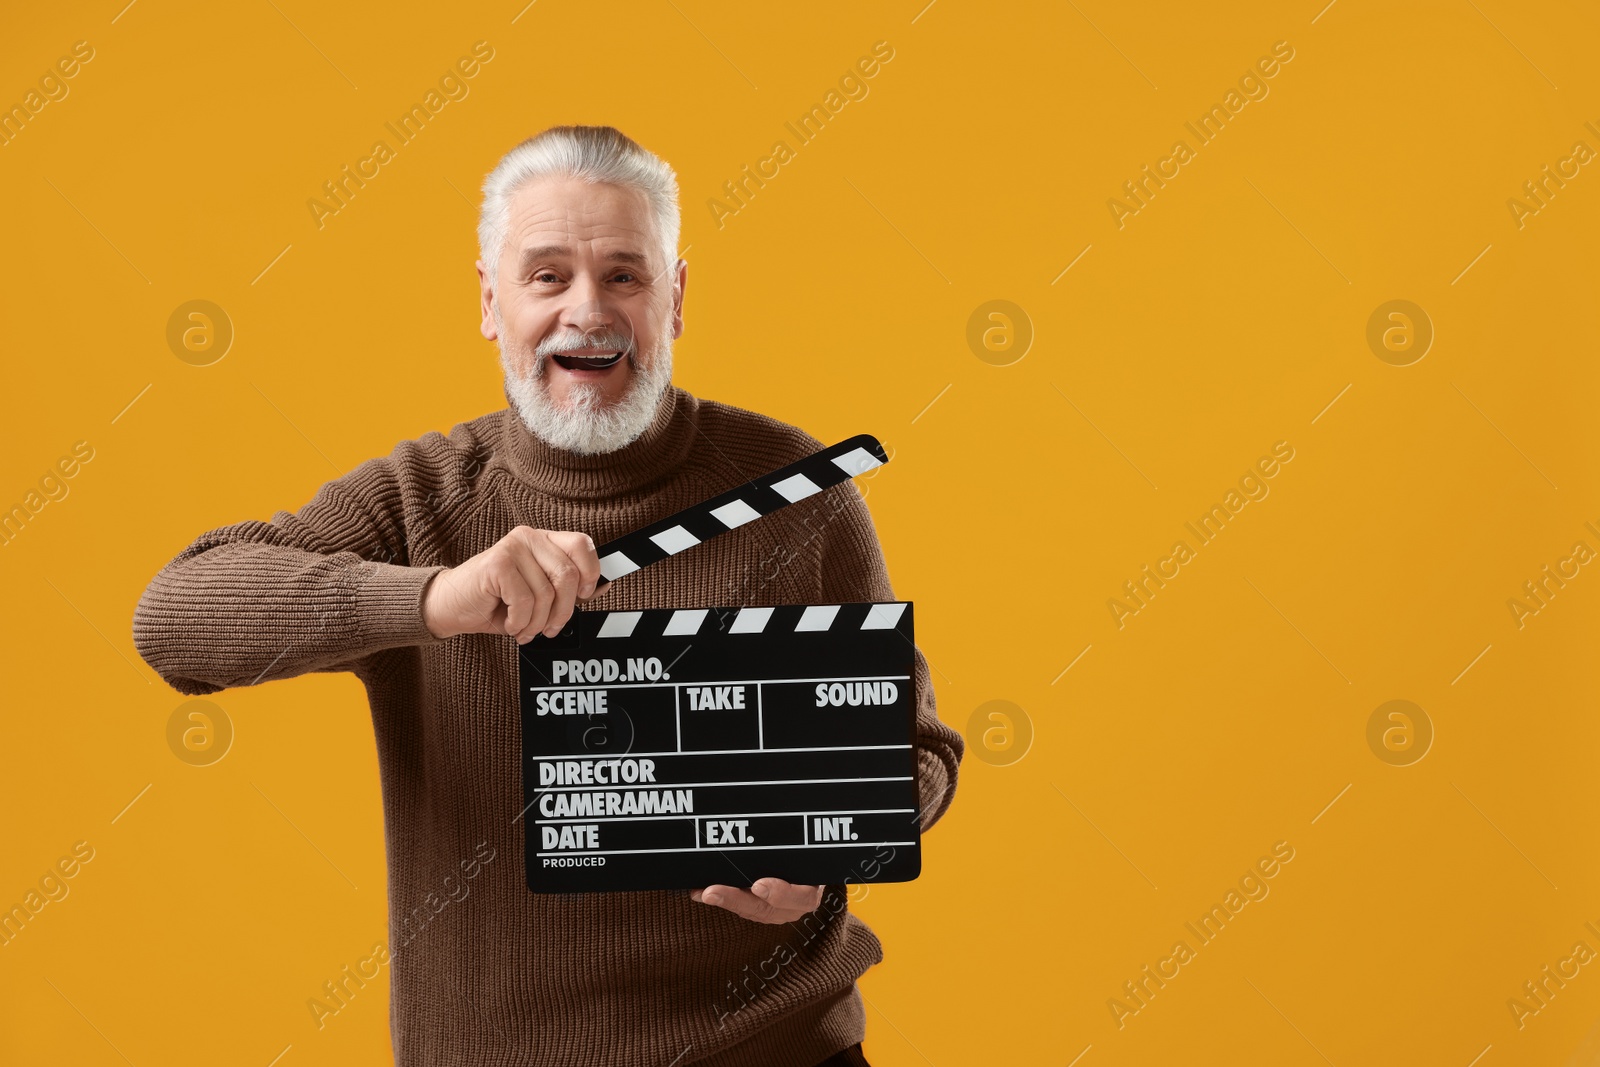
[750,878,824,913]
[502,539,557,642]
[525,535,585,639]
[691,880,826,923]
[547,530,603,599]
[486,556,538,636]
[693,885,776,922]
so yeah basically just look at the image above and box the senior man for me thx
[134,125,961,1067]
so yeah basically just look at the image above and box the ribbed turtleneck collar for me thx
[496,384,700,501]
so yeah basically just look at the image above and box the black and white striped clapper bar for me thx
[518,434,923,893]
[590,433,891,589]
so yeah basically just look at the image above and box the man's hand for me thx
[422,526,602,644]
[690,879,825,923]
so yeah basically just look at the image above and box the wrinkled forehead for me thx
[501,176,658,269]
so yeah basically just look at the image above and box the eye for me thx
[534,271,561,283]
[612,272,636,283]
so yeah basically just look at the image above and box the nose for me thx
[560,278,614,340]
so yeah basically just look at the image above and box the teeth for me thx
[553,351,623,369]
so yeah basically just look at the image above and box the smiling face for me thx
[479,175,687,453]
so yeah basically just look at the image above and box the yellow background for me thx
[2,1,1598,1064]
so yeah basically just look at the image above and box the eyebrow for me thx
[518,244,651,271]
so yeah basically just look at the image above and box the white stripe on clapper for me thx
[795,605,842,631]
[596,612,643,638]
[710,498,762,528]
[729,607,774,633]
[770,473,823,502]
[831,447,883,477]
[663,609,708,636]
[649,525,701,554]
[861,603,907,629]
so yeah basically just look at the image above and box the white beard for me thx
[499,318,674,456]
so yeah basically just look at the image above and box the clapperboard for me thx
[518,435,922,893]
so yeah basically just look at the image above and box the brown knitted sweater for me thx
[132,384,962,1067]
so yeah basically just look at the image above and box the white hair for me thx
[477,125,681,286]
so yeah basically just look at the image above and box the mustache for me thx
[532,328,638,363]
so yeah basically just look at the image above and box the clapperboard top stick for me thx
[588,433,889,592]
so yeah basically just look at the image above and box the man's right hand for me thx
[421,526,603,644]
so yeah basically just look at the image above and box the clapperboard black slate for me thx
[517,434,923,893]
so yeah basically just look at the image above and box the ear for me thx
[476,259,499,341]
[669,258,688,340]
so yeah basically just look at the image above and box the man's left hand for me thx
[691,878,824,923]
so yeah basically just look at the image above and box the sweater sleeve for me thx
[132,449,448,696]
[815,481,963,833]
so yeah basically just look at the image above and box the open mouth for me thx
[551,350,626,371]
